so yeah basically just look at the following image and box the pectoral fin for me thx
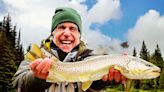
[82,81,93,91]
[79,74,90,82]
[124,79,134,92]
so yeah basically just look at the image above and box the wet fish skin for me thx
[47,54,161,83]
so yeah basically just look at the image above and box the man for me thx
[12,7,126,92]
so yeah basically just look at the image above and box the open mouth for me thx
[61,40,72,44]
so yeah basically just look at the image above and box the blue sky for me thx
[86,0,164,41]
[0,0,7,14]
[0,0,164,55]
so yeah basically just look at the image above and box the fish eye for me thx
[145,63,152,67]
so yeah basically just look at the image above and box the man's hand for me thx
[30,57,53,80]
[102,67,127,84]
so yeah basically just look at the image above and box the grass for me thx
[103,88,164,92]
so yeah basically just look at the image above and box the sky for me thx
[0,0,164,56]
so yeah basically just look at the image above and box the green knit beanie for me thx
[51,7,82,34]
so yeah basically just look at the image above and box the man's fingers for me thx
[108,67,114,81]
[33,70,48,79]
[102,74,108,81]
[114,70,121,83]
[30,59,42,70]
[35,58,48,74]
[41,58,52,74]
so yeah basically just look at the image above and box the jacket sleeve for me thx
[12,60,51,92]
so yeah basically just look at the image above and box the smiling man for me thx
[12,7,126,92]
[52,22,80,53]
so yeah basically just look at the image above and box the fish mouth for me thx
[141,68,161,79]
[151,67,161,73]
[152,69,161,73]
[149,68,161,77]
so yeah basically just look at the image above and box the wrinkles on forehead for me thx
[57,23,78,30]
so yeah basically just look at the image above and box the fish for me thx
[25,44,161,92]
[46,54,161,91]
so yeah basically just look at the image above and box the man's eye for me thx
[70,27,78,31]
[58,26,65,29]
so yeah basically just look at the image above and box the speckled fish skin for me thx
[46,54,161,83]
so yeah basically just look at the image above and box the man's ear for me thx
[52,30,55,36]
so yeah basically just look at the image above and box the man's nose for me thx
[63,28,71,37]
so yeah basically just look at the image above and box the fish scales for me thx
[47,54,160,83]
[53,55,124,74]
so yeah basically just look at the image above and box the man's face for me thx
[52,22,80,53]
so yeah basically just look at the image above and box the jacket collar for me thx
[41,38,86,62]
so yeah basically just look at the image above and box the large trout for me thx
[25,44,161,92]
[47,54,160,91]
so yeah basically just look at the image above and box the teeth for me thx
[62,41,71,44]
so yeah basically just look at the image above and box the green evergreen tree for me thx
[0,30,17,92]
[159,68,164,90]
[139,41,151,90]
[139,41,150,61]
[0,14,24,92]
[150,44,164,90]
[150,44,164,68]
[15,30,24,66]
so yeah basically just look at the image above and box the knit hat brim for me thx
[51,7,82,34]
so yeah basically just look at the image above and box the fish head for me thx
[117,56,161,79]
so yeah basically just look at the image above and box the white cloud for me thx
[88,0,122,24]
[1,0,122,53]
[127,10,164,56]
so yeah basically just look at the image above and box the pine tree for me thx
[159,68,164,90]
[150,44,164,68]
[15,30,24,66]
[4,14,12,37]
[150,44,164,90]
[133,47,137,57]
[139,41,150,61]
[11,25,17,47]
[139,41,151,90]
[0,14,24,92]
[0,29,17,92]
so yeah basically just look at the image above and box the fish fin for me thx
[79,74,90,82]
[82,81,93,91]
[124,79,134,92]
[30,44,45,58]
[24,52,36,61]
[24,44,45,62]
